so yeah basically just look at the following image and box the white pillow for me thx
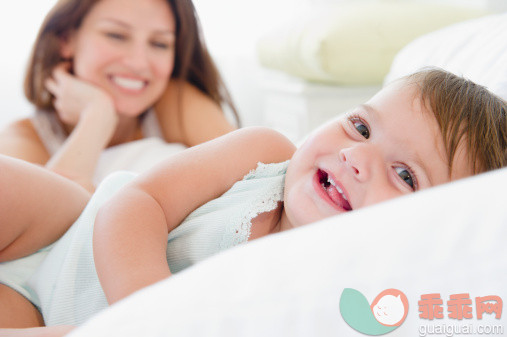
[69,166,507,336]
[385,12,507,100]
[257,3,487,85]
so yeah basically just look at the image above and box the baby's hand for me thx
[45,63,116,127]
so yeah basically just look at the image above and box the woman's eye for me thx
[106,32,126,40]
[151,41,170,50]
[353,120,370,139]
[395,167,415,190]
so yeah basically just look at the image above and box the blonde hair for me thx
[405,68,507,175]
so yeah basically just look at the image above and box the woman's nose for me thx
[339,145,382,182]
[123,43,150,72]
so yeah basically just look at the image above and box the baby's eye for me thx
[353,120,370,139]
[394,166,416,190]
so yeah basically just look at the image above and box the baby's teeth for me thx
[328,176,348,201]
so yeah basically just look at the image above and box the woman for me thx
[0,0,239,191]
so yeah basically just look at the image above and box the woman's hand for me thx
[45,63,117,127]
[43,63,120,192]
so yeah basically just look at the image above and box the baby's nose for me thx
[339,145,382,182]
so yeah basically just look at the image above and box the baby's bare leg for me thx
[0,284,43,328]
[0,155,90,262]
[0,326,74,337]
[0,285,74,334]
[0,327,75,337]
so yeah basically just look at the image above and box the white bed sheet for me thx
[93,137,186,186]
[69,167,507,337]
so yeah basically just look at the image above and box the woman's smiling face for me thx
[283,81,473,227]
[61,0,176,116]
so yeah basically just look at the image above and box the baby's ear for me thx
[59,31,76,59]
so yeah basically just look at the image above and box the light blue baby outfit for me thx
[0,161,289,326]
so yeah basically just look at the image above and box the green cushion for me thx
[257,3,487,85]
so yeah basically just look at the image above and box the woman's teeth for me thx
[112,76,145,90]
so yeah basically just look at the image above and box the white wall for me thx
[0,0,57,127]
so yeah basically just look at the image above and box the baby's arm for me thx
[94,127,295,304]
[0,155,90,262]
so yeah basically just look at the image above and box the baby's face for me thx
[283,81,473,227]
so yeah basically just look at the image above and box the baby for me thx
[0,69,505,336]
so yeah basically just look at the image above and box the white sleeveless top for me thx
[30,110,187,185]
[21,161,288,326]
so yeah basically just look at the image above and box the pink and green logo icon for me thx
[340,288,409,335]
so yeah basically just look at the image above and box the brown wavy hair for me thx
[405,68,507,175]
[23,0,240,126]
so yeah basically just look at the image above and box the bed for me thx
[68,10,507,337]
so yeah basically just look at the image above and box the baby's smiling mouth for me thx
[317,169,353,211]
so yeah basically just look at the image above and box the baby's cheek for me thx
[364,187,402,208]
[284,192,312,227]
